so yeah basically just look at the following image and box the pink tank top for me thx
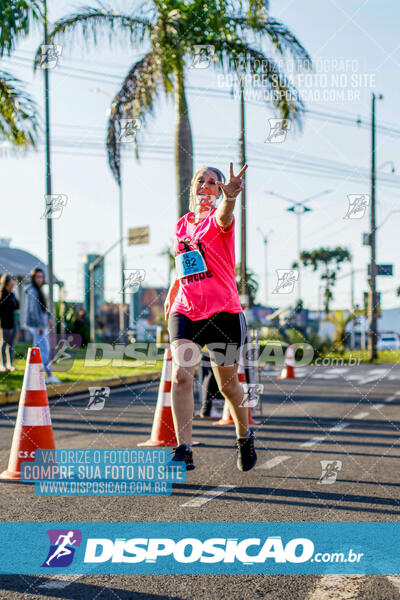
[170,208,242,320]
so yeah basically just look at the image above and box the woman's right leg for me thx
[170,339,199,446]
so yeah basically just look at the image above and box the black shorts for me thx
[168,311,247,366]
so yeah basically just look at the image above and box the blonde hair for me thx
[189,166,226,212]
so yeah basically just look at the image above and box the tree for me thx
[38,0,310,216]
[235,265,258,307]
[0,0,40,148]
[296,247,352,313]
[324,310,359,354]
[159,243,175,286]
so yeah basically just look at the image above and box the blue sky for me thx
[2,0,400,311]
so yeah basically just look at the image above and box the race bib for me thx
[175,250,207,279]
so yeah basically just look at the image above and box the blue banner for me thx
[0,522,399,574]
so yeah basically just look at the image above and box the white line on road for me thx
[181,485,236,507]
[352,412,370,419]
[329,422,349,432]
[256,455,290,470]
[38,575,82,590]
[372,404,384,409]
[387,575,400,592]
[307,574,364,600]
[384,396,395,403]
[300,436,326,448]
[299,422,350,448]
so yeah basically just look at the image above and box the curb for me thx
[0,372,161,406]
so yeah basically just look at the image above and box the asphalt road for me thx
[0,363,400,599]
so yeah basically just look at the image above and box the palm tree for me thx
[235,265,258,307]
[324,310,359,354]
[0,1,41,148]
[39,0,310,217]
[296,246,352,314]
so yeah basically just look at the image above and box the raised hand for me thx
[216,162,248,199]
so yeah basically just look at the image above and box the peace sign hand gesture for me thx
[216,162,248,200]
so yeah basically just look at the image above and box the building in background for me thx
[129,286,168,341]
[0,238,63,340]
[83,254,104,316]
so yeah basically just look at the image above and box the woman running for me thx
[165,162,257,471]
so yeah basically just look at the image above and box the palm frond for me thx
[214,43,305,122]
[106,51,165,185]
[0,70,40,147]
[33,4,153,69]
[230,16,311,64]
[0,0,42,57]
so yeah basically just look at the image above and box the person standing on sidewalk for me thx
[25,268,60,383]
[0,275,20,372]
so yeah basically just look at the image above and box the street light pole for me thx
[239,77,247,299]
[43,0,54,322]
[257,228,273,307]
[91,88,126,341]
[368,93,383,361]
[265,189,333,303]
[286,203,311,302]
[89,237,127,342]
[118,154,125,340]
[296,209,301,300]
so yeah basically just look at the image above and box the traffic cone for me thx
[138,348,177,447]
[0,347,55,481]
[279,345,296,379]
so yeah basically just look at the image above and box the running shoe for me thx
[236,430,257,472]
[171,444,195,470]
[46,374,61,384]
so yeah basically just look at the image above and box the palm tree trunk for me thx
[174,66,193,217]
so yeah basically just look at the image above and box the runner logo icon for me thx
[42,529,82,567]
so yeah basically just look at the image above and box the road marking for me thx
[50,381,158,405]
[256,455,290,470]
[38,575,82,589]
[181,485,236,507]
[329,422,349,432]
[384,396,395,403]
[352,411,370,419]
[307,574,364,600]
[372,404,384,409]
[299,423,349,448]
[387,575,400,591]
[300,436,326,448]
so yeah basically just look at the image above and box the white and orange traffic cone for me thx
[279,345,296,379]
[138,348,178,447]
[0,347,56,481]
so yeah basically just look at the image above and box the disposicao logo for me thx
[42,529,82,567]
[83,536,315,564]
